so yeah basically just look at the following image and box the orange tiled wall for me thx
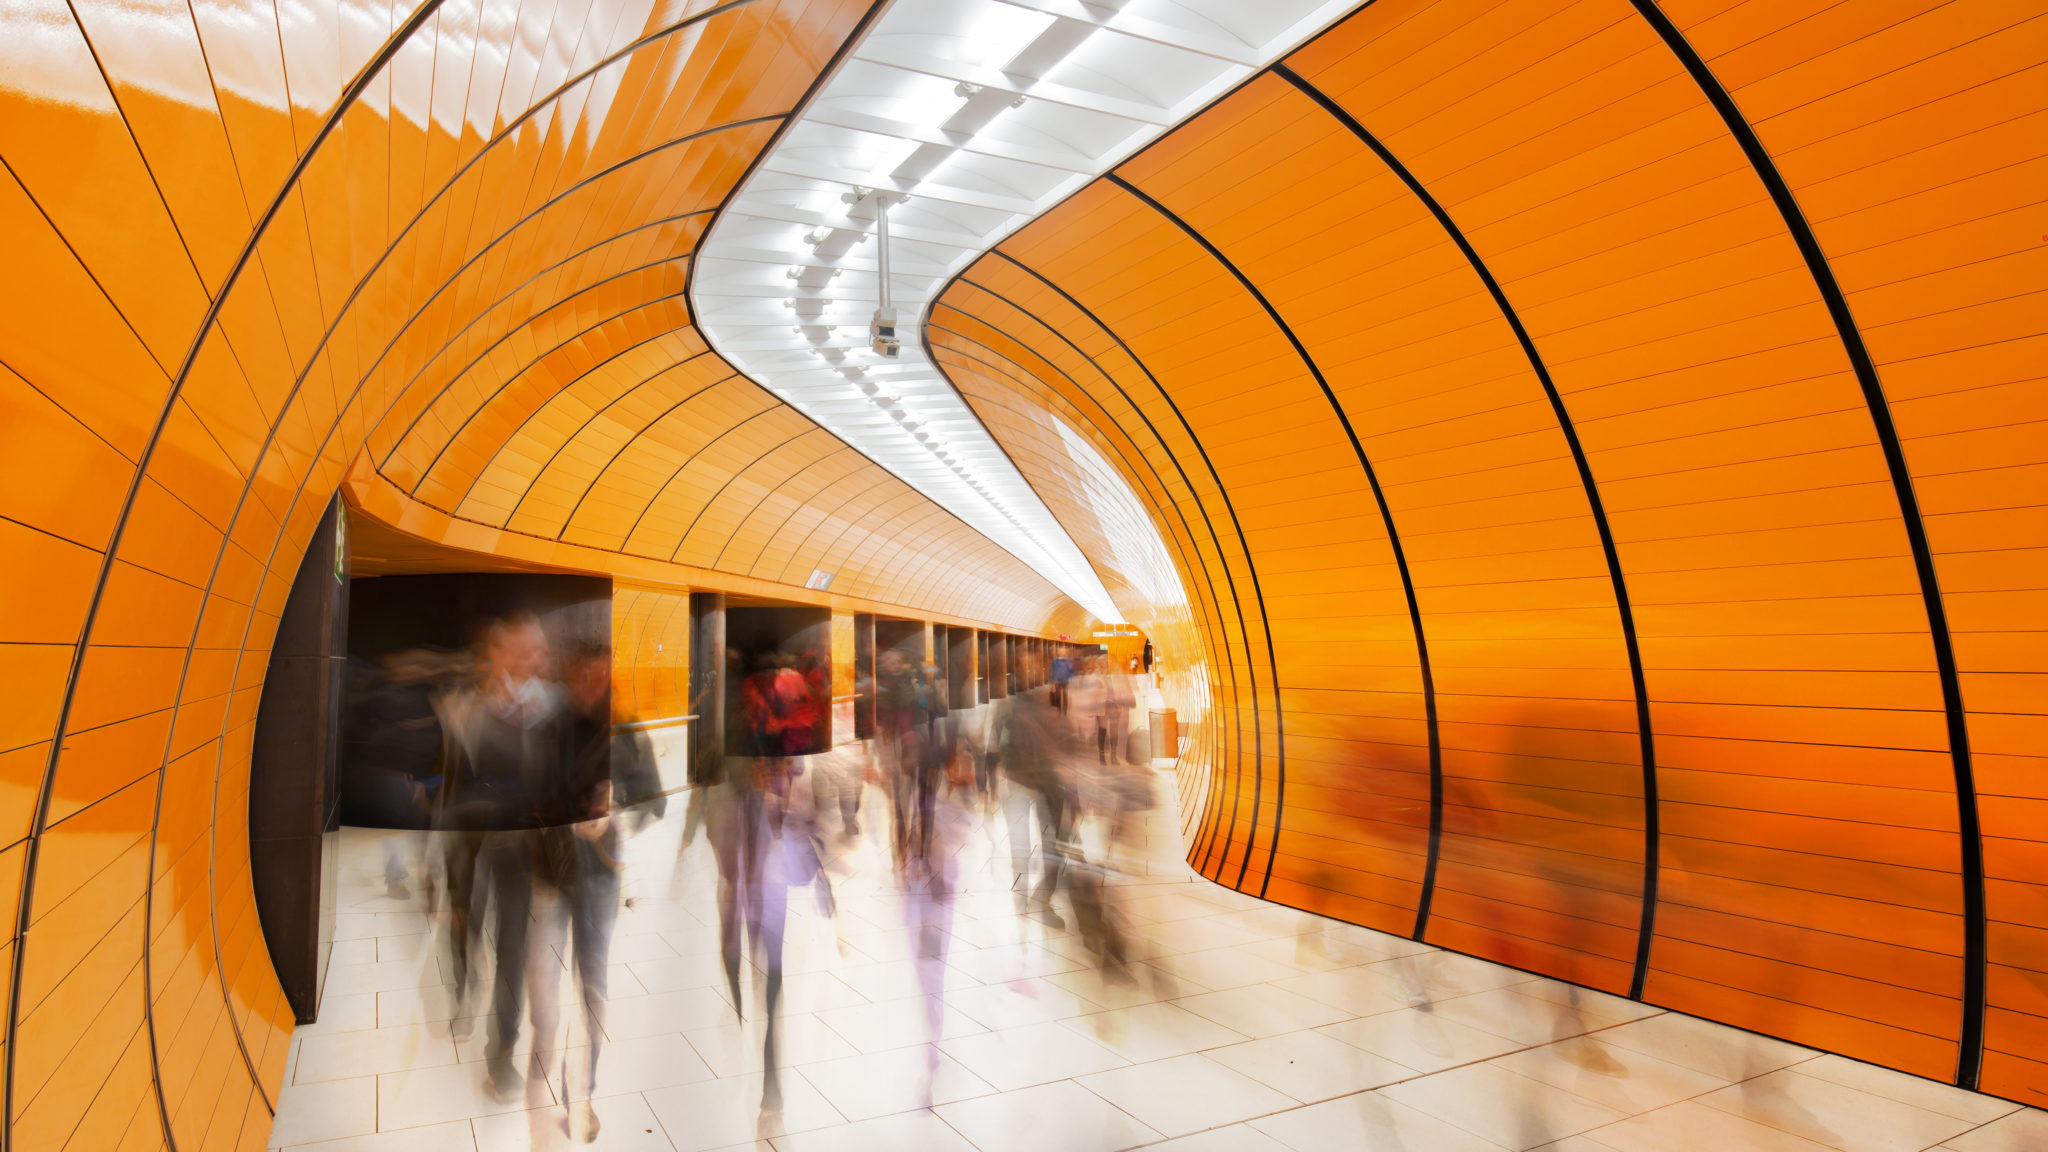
[0,0,1102,1145]
[933,0,2045,1103]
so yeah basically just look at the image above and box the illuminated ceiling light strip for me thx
[693,0,1358,623]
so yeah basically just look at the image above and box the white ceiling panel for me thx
[692,0,1359,623]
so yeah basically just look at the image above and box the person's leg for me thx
[1035,789,1067,919]
[524,880,567,1097]
[569,855,617,1116]
[442,830,481,999]
[708,784,745,1017]
[751,797,789,1115]
[484,837,535,1094]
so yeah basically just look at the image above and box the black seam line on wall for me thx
[377,242,703,473]
[360,208,709,462]
[1274,65,1661,986]
[1107,172,1434,902]
[716,440,851,569]
[158,50,772,1121]
[924,313,1244,856]
[753,459,871,584]
[558,376,735,536]
[732,446,862,575]
[907,299,1128,624]
[984,250,1269,879]
[925,329,1235,711]
[946,266,1266,871]
[91,36,802,1128]
[418,292,697,500]
[504,347,718,526]
[62,0,218,378]
[365,106,783,475]
[670,427,831,562]
[927,293,1237,699]
[1628,0,1984,1087]
[349,0,783,465]
[846,501,949,594]
[3,0,459,1138]
[771,471,903,586]
[924,310,1232,664]
[619,404,784,549]
[789,484,927,590]
[862,505,961,604]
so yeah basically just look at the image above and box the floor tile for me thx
[1571,1098,1842,1152]
[1381,1062,1626,1149]
[1946,1106,2048,1151]
[1078,1052,1297,1137]
[1430,987,1644,1047]
[816,993,989,1053]
[1207,1028,1414,1103]
[643,1071,843,1152]
[1792,1054,2018,1124]
[769,1108,977,1152]
[600,987,739,1039]
[1696,1066,1984,1152]
[1173,983,1354,1038]
[944,975,1103,1030]
[939,1019,1130,1089]
[299,992,380,1038]
[1127,1123,1294,1152]
[532,1032,717,1098]
[328,958,445,996]
[935,1079,1161,1152]
[295,1025,461,1082]
[1490,1034,1727,1115]
[1274,966,1417,1018]
[1590,1012,1816,1083]
[280,1120,478,1152]
[684,1012,859,1078]
[1060,1000,1248,1063]
[1310,1004,1523,1074]
[270,1077,379,1147]
[1249,1090,1509,1152]
[795,1043,994,1120]
[378,1059,555,1130]
[470,1092,676,1151]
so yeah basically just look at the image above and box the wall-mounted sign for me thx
[1092,629,1137,638]
[805,569,835,591]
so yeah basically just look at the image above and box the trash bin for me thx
[1149,708,1178,762]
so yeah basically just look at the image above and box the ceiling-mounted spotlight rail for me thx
[844,184,904,359]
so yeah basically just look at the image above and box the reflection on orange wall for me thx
[614,585,691,725]
[0,0,1120,1144]
[934,0,2047,1104]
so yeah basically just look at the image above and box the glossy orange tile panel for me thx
[932,0,2046,1104]
[0,0,904,1146]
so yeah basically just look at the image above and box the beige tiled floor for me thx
[272,758,2044,1152]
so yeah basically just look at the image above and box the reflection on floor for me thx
[271,764,2045,1152]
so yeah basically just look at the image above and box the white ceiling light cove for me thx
[693,0,1357,622]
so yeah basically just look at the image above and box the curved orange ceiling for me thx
[932,0,2047,1105]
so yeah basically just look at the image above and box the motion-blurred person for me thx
[900,725,975,1108]
[1049,650,1073,714]
[996,691,1070,927]
[343,648,456,897]
[709,649,815,1124]
[523,643,664,1140]
[437,615,569,1100]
